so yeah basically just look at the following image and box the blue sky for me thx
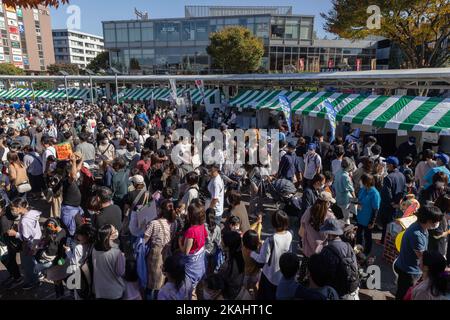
[50,0,334,38]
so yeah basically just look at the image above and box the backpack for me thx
[323,243,359,296]
[187,186,208,204]
[134,236,150,289]
[77,246,95,300]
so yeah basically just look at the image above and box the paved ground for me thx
[0,191,397,300]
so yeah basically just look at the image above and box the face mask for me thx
[435,182,445,189]
[430,222,440,230]
[110,229,119,240]
[101,140,108,145]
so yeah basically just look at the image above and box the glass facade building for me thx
[103,6,379,74]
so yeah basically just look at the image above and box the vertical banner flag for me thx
[169,79,177,100]
[298,58,305,72]
[195,79,206,104]
[324,100,337,143]
[279,95,292,133]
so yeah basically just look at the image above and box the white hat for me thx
[129,175,145,185]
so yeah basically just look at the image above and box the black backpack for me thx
[323,243,359,296]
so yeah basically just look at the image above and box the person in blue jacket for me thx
[356,173,381,255]
[423,153,450,189]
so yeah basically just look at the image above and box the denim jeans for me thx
[34,261,53,274]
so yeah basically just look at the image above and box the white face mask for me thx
[430,222,440,230]
[435,182,445,189]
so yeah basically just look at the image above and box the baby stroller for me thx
[265,178,301,214]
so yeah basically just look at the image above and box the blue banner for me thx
[279,95,292,133]
[324,100,337,143]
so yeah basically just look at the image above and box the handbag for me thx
[17,181,32,193]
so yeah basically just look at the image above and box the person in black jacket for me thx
[378,156,406,243]
[396,136,418,162]
[300,174,325,219]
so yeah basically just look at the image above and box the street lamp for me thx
[84,68,96,104]
[107,67,122,104]
[58,70,70,104]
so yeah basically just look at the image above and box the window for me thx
[182,21,195,41]
[104,28,116,42]
[271,18,285,39]
[300,26,311,40]
[129,22,141,42]
[116,23,128,42]
[256,23,269,38]
[166,22,180,42]
[285,19,299,40]
[155,22,167,41]
[196,20,208,41]
[142,22,153,41]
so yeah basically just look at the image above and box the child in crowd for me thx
[205,208,223,274]
[242,229,262,298]
[202,273,225,300]
[276,253,300,300]
[123,259,142,300]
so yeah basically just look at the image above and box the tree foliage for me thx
[86,51,109,73]
[2,0,68,8]
[0,63,25,75]
[321,0,450,68]
[33,81,53,90]
[207,26,264,74]
[47,63,79,75]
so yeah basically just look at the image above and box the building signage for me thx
[13,55,22,62]
[16,8,23,18]
[13,62,24,69]
[5,5,16,13]
[356,58,362,71]
[7,19,18,27]
[0,54,4,61]
[8,26,19,34]
[6,12,17,20]
[10,34,20,41]
[328,58,335,69]
[18,23,24,33]
[11,41,21,48]
[12,48,22,55]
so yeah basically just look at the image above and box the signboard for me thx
[12,48,21,55]
[422,132,439,144]
[328,58,335,69]
[18,24,24,33]
[13,55,22,62]
[8,26,18,34]
[55,143,73,160]
[11,41,20,48]
[13,62,23,69]
[7,19,18,27]
[23,58,29,65]
[5,6,16,13]
[0,47,4,53]
[10,34,20,41]
[16,8,23,18]
[0,54,5,61]
[297,58,305,72]
[6,12,17,20]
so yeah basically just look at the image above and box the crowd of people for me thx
[0,99,448,301]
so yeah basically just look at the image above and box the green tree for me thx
[87,51,109,73]
[0,63,25,75]
[33,81,53,90]
[47,63,80,75]
[321,0,450,69]
[207,26,264,74]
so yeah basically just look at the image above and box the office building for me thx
[0,4,54,72]
[53,29,104,69]
[102,5,381,74]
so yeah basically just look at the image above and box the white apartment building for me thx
[52,29,104,69]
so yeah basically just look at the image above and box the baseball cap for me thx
[318,191,336,204]
[384,156,399,167]
[287,141,296,149]
[319,218,344,236]
[308,143,317,151]
[129,175,145,185]
[435,153,449,165]
[409,136,417,144]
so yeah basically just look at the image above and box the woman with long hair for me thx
[219,231,245,299]
[7,152,30,198]
[299,192,336,257]
[179,200,208,299]
[144,199,177,300]
[92,224,126,300]
[411,251,448,300]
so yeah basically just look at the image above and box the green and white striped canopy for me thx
[114,87,218,104]
[229,90,450,134]
[0,88,91,100]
